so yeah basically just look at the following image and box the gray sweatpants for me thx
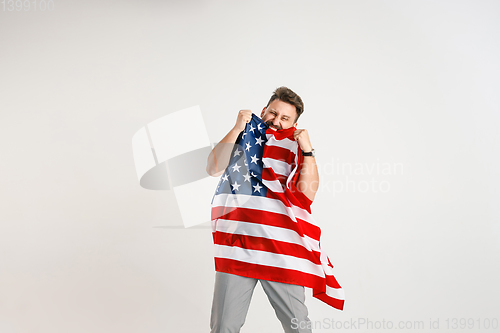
[210,272,312,333]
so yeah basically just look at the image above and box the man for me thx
[206,87,343,333]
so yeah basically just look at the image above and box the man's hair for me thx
[266,86,304,121]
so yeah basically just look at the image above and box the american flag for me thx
[211,114,344,310]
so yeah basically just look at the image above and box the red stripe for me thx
[211,205,239,221]
[266,126,296,140]
[262,145,296,165]
[213,231,323,264]
[314,292,345,310]
[265,190,290,205]
[262,167,283,181]
[276,174,288,186]
[215,258,344,310]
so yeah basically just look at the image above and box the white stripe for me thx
[290,205,318,227]
[322,262,335,276]
[212,193,291,218]
[262,158,292,176]
[285,141,300,189]
[214,244,325,278]
[214,219,319,252]
[262,178,284,193]
[326,285,345,301]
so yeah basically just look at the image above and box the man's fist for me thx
[233,109,253,133]
[293,129,313,152]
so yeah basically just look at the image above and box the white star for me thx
[251,154,259,164]
[231,181,241,191]
[245,142,251,151]
[243,172,251,182]
[253,183,262,193]
[257,123,263,131]
[231,163,241,172]
[242,132,247,138]
[249,124,255,132]
[251,172,257,177]
[221,174,228,182]
[255,136,264,146]
[233,148,242,157]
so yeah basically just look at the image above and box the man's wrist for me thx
[302,148,315,157]
[230,126,243,135]
[224,127,243,143]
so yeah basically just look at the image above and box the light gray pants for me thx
[210,272,312,333]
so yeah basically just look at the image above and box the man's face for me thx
[260,99,298,130]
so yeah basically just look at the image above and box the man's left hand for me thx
[293,129,313,152]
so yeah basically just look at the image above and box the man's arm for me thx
[294,129,319,201]
[206,110,253,177]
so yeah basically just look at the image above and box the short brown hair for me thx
[266,86,304,121]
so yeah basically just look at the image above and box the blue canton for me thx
[214,114,268,198]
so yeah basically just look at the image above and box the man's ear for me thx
[293,121,298,128]
[260,107,266,118]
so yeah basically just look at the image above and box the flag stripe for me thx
[262,145,296,165]
[326,285,345,300]
[262,178,285,193]
[214,244,328,277]
[265,135,298,153]
[262,157,292,177]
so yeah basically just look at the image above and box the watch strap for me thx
[302,149,315,157]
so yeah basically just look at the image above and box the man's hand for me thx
[233,109,253,133]
[206,110,253,177]
[293,129,313,152]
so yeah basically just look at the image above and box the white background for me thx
[1,1,499,332]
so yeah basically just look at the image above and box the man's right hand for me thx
[206,109,253,177]
[233,110,253,133]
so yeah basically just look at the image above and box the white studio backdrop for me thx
[1,1,499,332]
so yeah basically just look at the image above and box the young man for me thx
[207,87,342,333]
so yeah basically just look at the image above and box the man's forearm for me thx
[206,128,242,177]
[297,156,319,201]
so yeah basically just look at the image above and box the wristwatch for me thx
[302,149,315,157]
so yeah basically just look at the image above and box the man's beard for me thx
[266,121,282,130]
